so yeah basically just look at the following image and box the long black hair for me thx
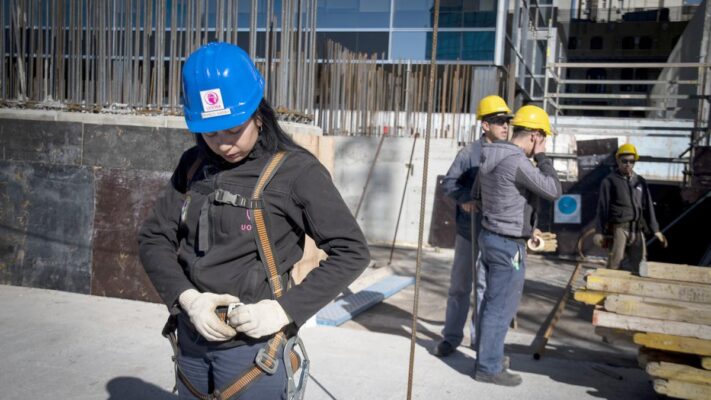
[195,98,307,166]
[253,99,307,153]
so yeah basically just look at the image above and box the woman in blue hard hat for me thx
[138,42,370,399]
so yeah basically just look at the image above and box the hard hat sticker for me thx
[201,108,232,119]
[200,88,226,112]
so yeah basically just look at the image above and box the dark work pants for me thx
[608,226,647,275]
[474,228,526,375]
[177,334,287,400]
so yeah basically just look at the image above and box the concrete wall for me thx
[0,113,193,302]
[0,111,322,302]
[332,135,460,247]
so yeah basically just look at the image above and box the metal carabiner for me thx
[283,336,310,400]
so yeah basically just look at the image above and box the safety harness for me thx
[163,151,310,400]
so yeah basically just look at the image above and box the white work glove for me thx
[179,289,240,341]
[593,233,606,248]
[655,232,668,248]
[228,299,292,339]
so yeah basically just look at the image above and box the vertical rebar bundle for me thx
[1,0,476,137]
[315,40,476,137]
[1,0,320,116]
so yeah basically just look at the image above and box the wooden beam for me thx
[703,358,711,370]
[573,289,608,305]
[654,378,711,400]
[585,274,711,304]
[638,347,702,369]
[635,332,711,356]
[590,268,633,278]
[594,326,635,345]
[647,362,711,385]
[643,262,711,285]
[605,294,711,325]
[593,310,711,340]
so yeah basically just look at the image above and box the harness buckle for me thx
[255,347,279,375]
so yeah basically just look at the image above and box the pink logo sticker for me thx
[199,88,226,113]
[205,91,219,105]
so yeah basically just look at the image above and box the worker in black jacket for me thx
[594,143,667,274]
[138,42,370,399]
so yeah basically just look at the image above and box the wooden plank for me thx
[654,379,711,400]
[592,310,711,340]
[605,294,711,325]
[638,347,701,369]
[635,333,711,356]
[703,358,711,370]
[573,289,607,305]
[647,362,711,385]
[585,274,711,304]
[644,262,711,285]
[594,326,635,345]
[589,268,632,277]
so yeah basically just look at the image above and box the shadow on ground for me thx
[106,377,177,400]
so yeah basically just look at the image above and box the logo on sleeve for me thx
[199,88,231,119]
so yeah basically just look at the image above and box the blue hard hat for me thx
[182,42,264,134]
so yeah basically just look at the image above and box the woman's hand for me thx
[179,289,240,341]
[228,299,291,339]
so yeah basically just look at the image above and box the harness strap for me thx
[198,193,213,253]
[251,151,289,298]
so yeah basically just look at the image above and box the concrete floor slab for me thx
[0,245,655,399]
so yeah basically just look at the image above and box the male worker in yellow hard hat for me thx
[432,95,512,358]
[594,143,667,274]
[474,105,561,386]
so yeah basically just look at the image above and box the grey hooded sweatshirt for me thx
[478,141,562,239]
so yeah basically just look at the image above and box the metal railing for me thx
[543,61,711,186]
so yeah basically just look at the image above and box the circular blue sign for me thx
[558,195,578,215]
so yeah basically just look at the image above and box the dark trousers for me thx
[177,336,287,399]
[608,225,647,274]
[474,228,526,375]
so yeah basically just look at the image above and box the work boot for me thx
[474,370,522,387]
[431,340,455,357]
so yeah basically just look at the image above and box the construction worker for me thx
[138,43,370,399]
[432,95,513,358]
[474,105,561,386]
[594,143,667,274]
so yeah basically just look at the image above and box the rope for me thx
[406,1,440,398]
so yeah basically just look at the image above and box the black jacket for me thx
[138,140,370,341]
[596,170,660,235]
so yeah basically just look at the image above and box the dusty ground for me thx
[344,245,639,367]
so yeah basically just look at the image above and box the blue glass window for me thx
[317,31,389,58]
[317,0,391,28]
[392,30,495,61]
[394,0,497,28]
[237,0,283,28]
[390,31,429,60]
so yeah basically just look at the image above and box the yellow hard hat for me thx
[616,143,639,160]
[511,105,552,136]
[477,95,513,120]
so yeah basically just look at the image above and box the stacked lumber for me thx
[574,262,711,400]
